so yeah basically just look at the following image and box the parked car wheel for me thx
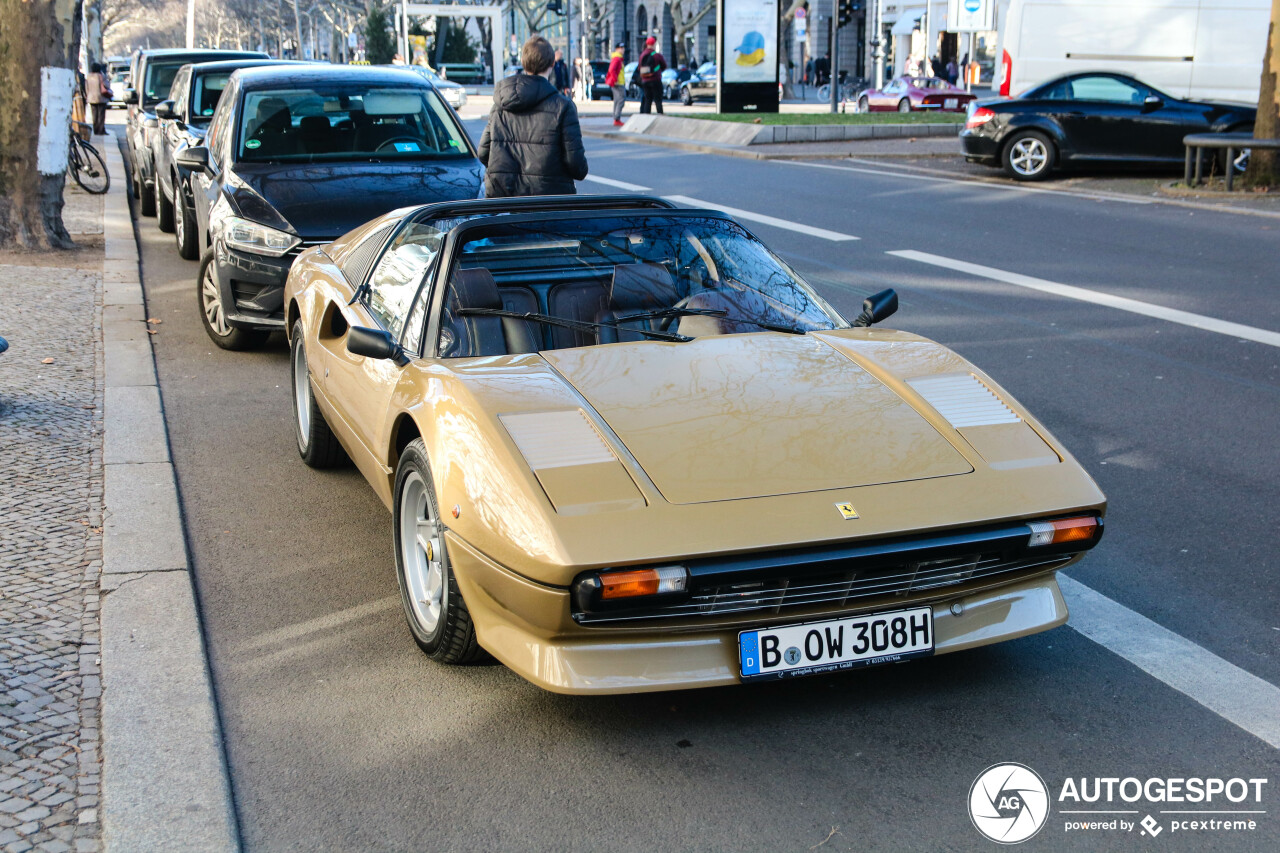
[139,169,156,217]
[393,439,486,664]
[897,98,912,113]
[173,184,198,260]
[1002,130,1055,181]
[156,180,174,233]
[681,87,693,106]
[197,252,268,350]
[129,159,141,200]
[858,95,870,113]
[290,320,348,469]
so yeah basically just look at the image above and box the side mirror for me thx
[1142,94,1163,112]
[155,100,177,120]
[124,88,138,105]
[347,326,409,365]
[852,289,899,327]
[176,146,210,173]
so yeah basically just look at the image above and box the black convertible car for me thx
[176,64,482,350]
[961,71,1256,181]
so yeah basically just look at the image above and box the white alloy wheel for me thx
[399,471,445,635]
[293,336,311,447]
[1009,137,1049,177]
[201,264,231,337]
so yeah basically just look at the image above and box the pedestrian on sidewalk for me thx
[638,37,666,115]
[552,49,571,96]
[606,42,627,127]
[477,36,589,197]
[85,62,111,136]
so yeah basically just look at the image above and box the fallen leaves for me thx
[42,357,55,364]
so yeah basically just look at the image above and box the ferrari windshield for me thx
[237,84,469,162]
[437,214,845,358]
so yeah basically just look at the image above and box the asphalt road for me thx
[118,114,1280,852]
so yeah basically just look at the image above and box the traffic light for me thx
[547,0,564,15]
[838,0,857,28]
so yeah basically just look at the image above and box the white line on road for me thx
[888,249,1280,348]
[581,174,652,192]
[664,194,860,241]
[1059,574,1280,749]
[778,159,1154,205]
[580,176,860,241]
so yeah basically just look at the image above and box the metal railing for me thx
[1183,132,1279,191]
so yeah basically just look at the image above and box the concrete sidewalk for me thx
[0,134,239,853]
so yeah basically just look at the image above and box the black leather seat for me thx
[446,268,539,357]
[298,115,333,154]
[596,263,680,344]
[248,99,296,157]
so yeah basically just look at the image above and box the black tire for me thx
[681,87,693,106]
[156,177,174,232]
[393,439,486,664]
[129,157,141,199]
[1002,129,1055,181]
[290,320,348,468]
[897,98,912,113]
[858,95,870,113]
[196,251,269,350]
[70,142,110,194]
[174,181,198,260]
[139,164,156,216]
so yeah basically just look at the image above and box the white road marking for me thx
[779,159,1154,205]
[582,174,652,192]
[1059,574,1280,749]
[233,596,399,654]
[582,176,860,241]
[664,194,859,241]
[889,249,1280,348]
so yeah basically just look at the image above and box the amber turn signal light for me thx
[599,566,688,600]
[1026,516,1099,547]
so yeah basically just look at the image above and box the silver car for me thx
[406,65,468,109]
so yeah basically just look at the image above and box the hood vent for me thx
[908,374,1021,428]
[500,410,616,469]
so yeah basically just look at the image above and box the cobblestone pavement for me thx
[0,183,105,853]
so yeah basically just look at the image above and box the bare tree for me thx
[1244,0,1279,188]
[0,0,84,250]
[669,0,713,67]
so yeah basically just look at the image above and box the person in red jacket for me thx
[638,36,666,115]
[605,42,627,127]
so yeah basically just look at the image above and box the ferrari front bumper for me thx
[448,533,1069,695]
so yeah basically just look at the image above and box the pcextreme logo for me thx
[969,764,1269,844]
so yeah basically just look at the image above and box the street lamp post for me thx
[186,0,195,48]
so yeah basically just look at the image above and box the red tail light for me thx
[966,107,995,129]
[999,49,1012,97]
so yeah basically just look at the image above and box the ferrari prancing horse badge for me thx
[836,502,859,520]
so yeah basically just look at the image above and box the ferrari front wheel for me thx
[393,439,486,664]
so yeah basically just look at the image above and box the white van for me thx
[997,0,1270,103]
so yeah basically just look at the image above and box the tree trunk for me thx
[0,0,83,251]
[1244,0,1280,188]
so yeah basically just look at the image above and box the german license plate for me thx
[945,98,959,109]
[738,606,933,682]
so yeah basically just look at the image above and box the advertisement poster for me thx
[722,0,778,84]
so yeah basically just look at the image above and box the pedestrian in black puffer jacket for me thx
[478,36,589,197]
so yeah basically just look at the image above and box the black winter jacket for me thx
[478,74,589,198]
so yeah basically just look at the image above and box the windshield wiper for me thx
[613,307,727,323]
[734,317,806,335]
[456,308,692,342]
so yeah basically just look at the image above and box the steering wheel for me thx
[375,136,423,152]
[657,295,698,332]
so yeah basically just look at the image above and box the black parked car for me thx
[151,59,293,258]
[679,62,717,105]
[589,60,612,100]
[961,71,1256,181]
[125,48,267,215]
[176,65,482,350]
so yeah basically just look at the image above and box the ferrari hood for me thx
[541,334,972,505]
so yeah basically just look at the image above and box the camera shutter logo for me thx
[969,763,1050,844]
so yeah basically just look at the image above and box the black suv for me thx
[125,48,266,216]
[150,59,291,258]
[177,64,482,350]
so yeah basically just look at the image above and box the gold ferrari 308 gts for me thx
[283,195,1105,694]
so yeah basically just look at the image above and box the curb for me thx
[580,127,958,160]
[98,137,241,852]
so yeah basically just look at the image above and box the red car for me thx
[858,76,976,113]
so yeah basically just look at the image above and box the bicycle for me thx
[817,74,870,111]
[68,122,109,194]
